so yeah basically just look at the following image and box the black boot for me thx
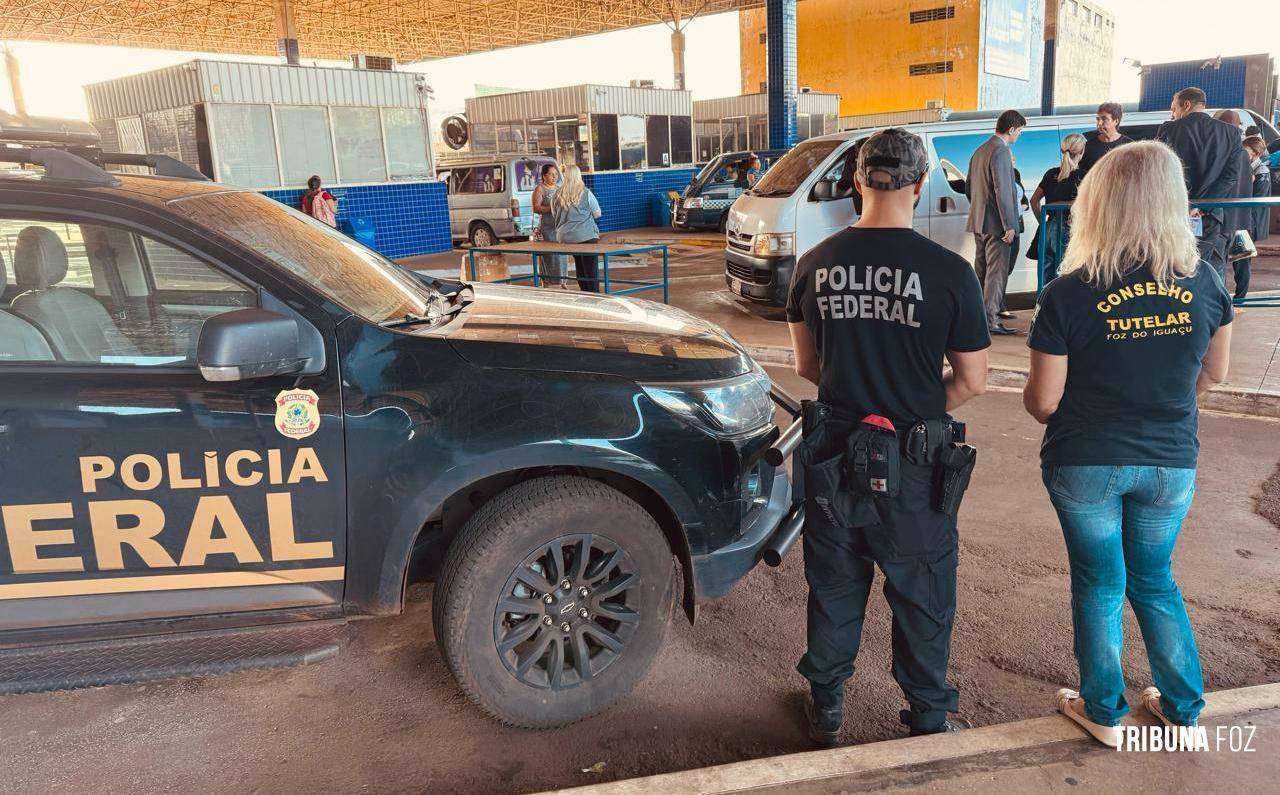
[908,717,972,737]
[804,694,843,746]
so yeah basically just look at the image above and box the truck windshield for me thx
[750,139,841,197]
[169,191,433,325]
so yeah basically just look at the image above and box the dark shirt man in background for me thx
[1156,87,1243,279]
[1078,102,1133,175]
[788,128,990,744]
[965,110,1026,335]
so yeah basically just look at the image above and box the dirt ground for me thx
[2,378,1277,795]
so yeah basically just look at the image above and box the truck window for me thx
[749,139,841,197]
[0,215,254,365]
[0,219,95,289]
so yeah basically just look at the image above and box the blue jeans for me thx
[1042,465,1205,727]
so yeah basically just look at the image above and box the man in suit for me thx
[966,110,1026,335]
[1156,87,1243,279]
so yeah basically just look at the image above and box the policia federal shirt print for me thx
[787,227,990,425]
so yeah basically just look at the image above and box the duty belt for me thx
[900,418,966,466]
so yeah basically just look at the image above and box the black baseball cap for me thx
[857,128,929,190]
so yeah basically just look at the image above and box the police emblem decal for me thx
[275,389,320,439]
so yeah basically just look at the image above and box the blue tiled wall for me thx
[584,168,700,231]
[262,181,451,259]
[1139,58,1249,113]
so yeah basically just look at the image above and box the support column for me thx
[671,30,687,91]
[1041,0,1058,116]
[3,49,26,116]
[766,0,797,150]
[273,0,301,66]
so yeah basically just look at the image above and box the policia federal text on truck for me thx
[0,115,795,728]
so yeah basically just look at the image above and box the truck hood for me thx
[445,284,753,381]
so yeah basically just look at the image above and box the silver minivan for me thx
[438,155,556,247]
[725,108,1277,307]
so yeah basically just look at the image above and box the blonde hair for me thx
[1057,133,1086,182]
[1244,135,1267,159]
[555,164,587,210]
[1060,141,1200,288]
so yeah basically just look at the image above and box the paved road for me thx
[3,377,1276,794]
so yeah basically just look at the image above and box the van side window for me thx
[452,166,505,194]
[0,216,255,366]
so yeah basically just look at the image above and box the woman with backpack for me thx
[301,175,338,227]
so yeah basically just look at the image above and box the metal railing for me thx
[1037,196,1280,307]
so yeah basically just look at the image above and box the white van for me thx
[723,108,1271,307]
[438,155,556,247]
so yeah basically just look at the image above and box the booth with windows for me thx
[461,85,698,230]
[84,60,451,258]
[693,92,839,161]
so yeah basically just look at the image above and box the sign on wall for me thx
[984,0,1032,81]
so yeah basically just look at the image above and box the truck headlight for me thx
[752,232,794,258]
[684,197,703,209]
[641,368,773,440]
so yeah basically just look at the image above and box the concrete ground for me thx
[2,237,1278,794]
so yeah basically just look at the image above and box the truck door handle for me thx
[938,197,956,213]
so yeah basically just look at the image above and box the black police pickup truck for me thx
[0,117,796,728]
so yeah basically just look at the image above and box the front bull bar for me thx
[761,383,805,567]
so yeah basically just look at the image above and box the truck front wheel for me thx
[432,476,675,728]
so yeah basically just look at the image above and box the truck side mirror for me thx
[197,309,313,382]
[811,178,835,202]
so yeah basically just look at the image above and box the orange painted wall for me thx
[739,0,983,116]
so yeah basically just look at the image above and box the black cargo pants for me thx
[796,460,960,733]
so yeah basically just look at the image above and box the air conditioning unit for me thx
[352,54,396,71]
[926,99,945,110]
[799,86,813,93]
[630,79,657,89]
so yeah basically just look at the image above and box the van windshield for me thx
[169,191,434,325]
[749,139,841,197]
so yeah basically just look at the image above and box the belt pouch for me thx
[847,416,901,498]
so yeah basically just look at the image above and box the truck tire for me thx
[433,475,675,728]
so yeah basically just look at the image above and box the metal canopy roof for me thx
[2,1,752,63]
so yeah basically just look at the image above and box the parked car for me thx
[0,118,794,729]
[724,108,1277,307]
[438,154,555,247]
[673,149,788,232]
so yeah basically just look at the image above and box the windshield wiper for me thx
[379,290,469,329]
[380,313,435,329]
[751,188,794,197]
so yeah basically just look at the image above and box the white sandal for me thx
[1142,687,1191,727]
[1056,688,1122,748]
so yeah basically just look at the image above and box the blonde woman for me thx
[1024,142,1233,748]
[552,165,604,292]
[1028,133,1087,283]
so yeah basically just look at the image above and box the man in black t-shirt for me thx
[1078,102,1133,176]
[787,128,991,744]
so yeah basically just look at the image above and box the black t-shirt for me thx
[1078,131,1133,175]
[1037,167,1083,205]
[1028,265,1233,468]
[786,227,990,425]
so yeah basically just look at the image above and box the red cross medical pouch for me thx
[847,415,901,499]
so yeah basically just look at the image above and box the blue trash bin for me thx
[649,192,672,227]
[339,217,376,249]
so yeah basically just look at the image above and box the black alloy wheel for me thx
[494,534,639,690]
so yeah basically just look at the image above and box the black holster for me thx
[933,443,978,519]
